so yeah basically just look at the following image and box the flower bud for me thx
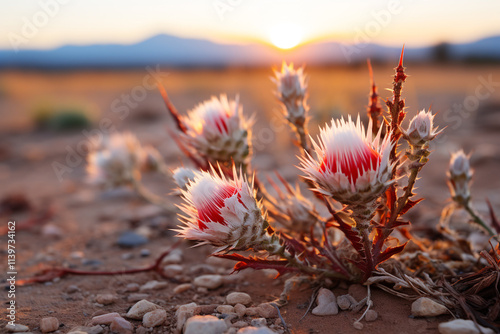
[272,62,308,125]
[402,109,440,147]
[172,167,202,191]
[86,132,142,187]
[176,166,269,251]
[182,95,252,166]
[300,116,393,205]
[447,150,473,206]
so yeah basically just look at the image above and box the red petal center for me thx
[319,145,380,184]
[213,113,229,134]
[197,184,237,230]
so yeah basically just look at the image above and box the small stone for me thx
[140,280,168,291]
[193,274,223,289]
[173,283,192,294]
[337,294,355,310]
[163,264,184,278]
[251,318,267,327]
[66,285,80,294]
[347,284,365,302]
[68,325,103,334]
[91,312,122,325]
[312,288,338,316]
[197,287,209,294]
[353,321,364,330]
[70,251,84,259]
[135,327,148,334]
[245,307,259,316]
[41,224,63,238]
[199,304,218,314]
[234,304,246,318]
[121,253,133,260]
[125,283,140,292]
[127,293,150,303]
[438,319,494,334]
[140,248,151,257]
[257,303,278,318]
[217,305,235,314]
[189,264,217,275]
[117,231,148,248]
[232,321,248,328]
[162,249,183,264]
[184,315,228,334]
[5,324,30,332]
[110,317,133,334]
[237,326,276,334]
[412,297,448,317]
[126,299,161,320]
[365,310,378,322]
[142,309,167,327]
[226,292,252,306]
[95,293,117,305]
[40,317,59,333]
[176,302,200,332]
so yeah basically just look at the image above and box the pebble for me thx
[312,288,338,316]
[67,325,103,334]
[176,302,200,332]
[117,231,148,248]
[125,283,140,292]
[412,297,448,317]
[237,326,276,334]
[353,321,364,330]
[41,224,63,238]
[40,317,59,333]
[217,305,235,314]
[197,287,209,294]
[5,324,30,332]
[66,285,81,294]
[121,253,133,260]
[232,321,248,328]
[347,284,365,302]
[438,319,494,334]
[162,249,183,264]
[184,315,228,334]
[193,274,223,289]
[365,310,378,322]
[234,303,247,318]
[163,264,184,278]
[226,292,252,306]
[199,304,218,314]
[251,318,267,327]
[337,294,356,310]
[245,307,259,316]
[110,317,134,334]
[173,283,192,294]
[126,299,162,320]
[140,248,151,257]
[189,264,217,275]
[70,251,84,259]
[95,293,117,305]
[140,280,168,291]
[91,312,122,325]
[127,293,150,303]
[142,309,167,327]
[257,303,278,318]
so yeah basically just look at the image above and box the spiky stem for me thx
[464,203,496,237]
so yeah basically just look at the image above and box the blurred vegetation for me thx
[32,101,94,131]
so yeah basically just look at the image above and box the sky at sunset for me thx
[1,0,500,50]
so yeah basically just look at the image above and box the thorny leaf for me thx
[214,253,298,278]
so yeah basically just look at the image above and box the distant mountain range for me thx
[1,34,500,68]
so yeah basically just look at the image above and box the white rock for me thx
[234,303,247,318]
[91,312,122,325]
[257,303,278,318]
[175,302,200,332]
[95,293,117,305]
[162,249,183,264]
[184,315,227,334]
[142,309,167,327]
[337,294,355,310]
[251,318,267,327]
[365,310,378,322]
[5,324,30,332]
[226,292,252,306]
[127,293,150,303]
[193,274,223,289]
[173,283,192,294]
[216,305,234,314]
[312,288,338,316]
[237,326,276,334]
[125,283,140,292]
[140,280,168,291]
[163,264,184,278]
[40,317,59,333]
[412,297,448,317]
[232,321,248,328]
[126,299,162,320]
[438,319,494,334]
[110,317,133,334]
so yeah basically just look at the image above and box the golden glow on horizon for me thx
[269,23,303,49]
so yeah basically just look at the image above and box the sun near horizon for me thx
[269,23,303,50]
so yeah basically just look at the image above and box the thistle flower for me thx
[172,167,202,191]
[86,132,142,187]
[176,166,270,251]
[447,150,473,206]
[182,95,251,166]
[272,62,308,125]
[300,116,393,205]
[402,109,441,149]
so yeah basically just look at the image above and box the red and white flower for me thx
[300,116,393,205]
[183,95,252,166]
[87,132,142,187]
[176,166,269,251]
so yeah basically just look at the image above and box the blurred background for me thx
[1,0,500,212]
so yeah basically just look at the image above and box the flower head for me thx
[183,95,251,166]
[87,132,142,187]
[300,116,393,205]
[272,62,308,125]
[402,109,441,148]
[447,150,473,206]
[172,167,202,191]
[176,166,269,251]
